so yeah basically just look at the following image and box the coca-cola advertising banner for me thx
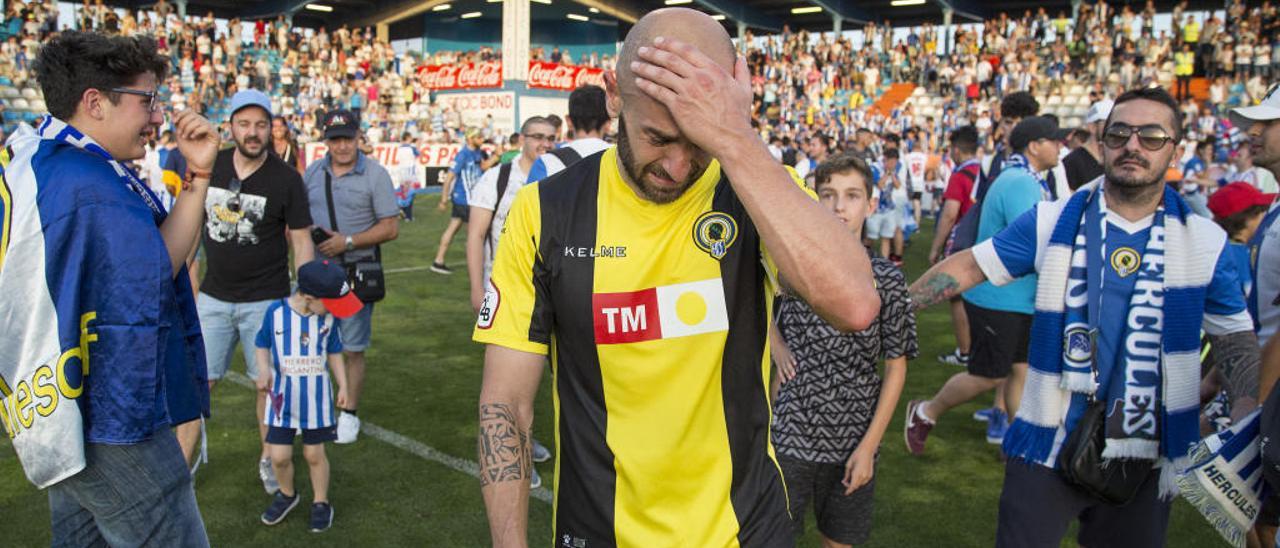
[417,62,504,90]
[416,61,608,92]
[525,61,606,92]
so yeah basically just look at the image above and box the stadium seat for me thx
[12,98,29,110]
[21,88,37,100]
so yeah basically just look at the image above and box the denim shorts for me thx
[197,293,274,380]
[339,302,374,352]
[48,429,209,547]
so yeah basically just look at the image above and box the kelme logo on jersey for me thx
[1111,247,1141,277]
[592,278,729,344]
[692,211,738,260]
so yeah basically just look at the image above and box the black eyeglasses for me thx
[226,178,242,213]
[110,87,161,113]
[1102,123,1175,151]
[522,133,554,142]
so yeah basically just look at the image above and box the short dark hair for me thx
[814,153,874,196]
[33,31,169,121]
[1215,205,1268,239]
[1000,91,1040,119]
[1105,86,1184,140]
[811,133,830,149]
[883,148,899,160]
[950,125,979,155]
[545,114,563,129]
[520,115,548,134]
[567,85,609,134]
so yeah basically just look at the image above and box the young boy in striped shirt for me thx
[254,260,362,532]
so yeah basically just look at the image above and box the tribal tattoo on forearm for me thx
[908,272,960,311]
[1208,331,1262,401]
[478,403,532,487]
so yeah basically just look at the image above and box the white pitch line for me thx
[225,372,552,503]
[384,265,435,274]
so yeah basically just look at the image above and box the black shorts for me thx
[964,301,1031,379]
[451,203,470,222]
[997,458,1171,548]
[265,425,337,446]
[910,191,923,200]
[778,454,875,545]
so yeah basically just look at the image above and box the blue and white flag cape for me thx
[0,119,208,488]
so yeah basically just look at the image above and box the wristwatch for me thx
[344,236,355,252]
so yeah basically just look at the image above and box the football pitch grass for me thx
[1,204,1222,547]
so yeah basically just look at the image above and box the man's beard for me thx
[236,136,266,160]
[616,116,703,205]
[1103,150,1164,200]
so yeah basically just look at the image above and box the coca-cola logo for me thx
[527,61,606,91]
[417,62,503,90]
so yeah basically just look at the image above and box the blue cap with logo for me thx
[228,89,273,119]
[296,260,364,319]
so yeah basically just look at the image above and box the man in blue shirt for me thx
[905,116,1066,454]
[2,31,219,546]
[430,127,490,274]
[908,87,1260,548]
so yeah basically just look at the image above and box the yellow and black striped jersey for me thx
[474,147,796,547]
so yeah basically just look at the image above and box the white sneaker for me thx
[531,439,552,463]
[258,457,279,495]
[335,412,360,444]
[530,467,542,489]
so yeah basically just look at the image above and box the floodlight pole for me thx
[502,0,531,82]
[942,7,952,55]
[833,14,842,35]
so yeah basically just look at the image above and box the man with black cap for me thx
[904,116,1068,455]
[199,88,315,492]
[302,109,399,445]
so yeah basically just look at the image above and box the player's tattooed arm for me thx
[478,403,532,486]
[907,249,987,311]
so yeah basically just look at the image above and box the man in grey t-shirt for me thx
[302,110,399,444]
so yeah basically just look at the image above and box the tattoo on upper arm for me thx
[478,403,532,487]
[909,272,959,311]
[1208,331,1262,400]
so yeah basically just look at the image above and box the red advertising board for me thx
[416,62,504,90]
[526,61,606,91]
[415,61,608,92]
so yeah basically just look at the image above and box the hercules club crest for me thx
[692,211,738,260]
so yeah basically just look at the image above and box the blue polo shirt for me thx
[963,167,1043,314]
[302,151,399,263]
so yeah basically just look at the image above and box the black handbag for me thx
[1056,399,1153,505]
[324,170,385,303]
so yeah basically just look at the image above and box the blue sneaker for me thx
[972,407,996,422]
[261,491,300,526]
[986,409,1008,444]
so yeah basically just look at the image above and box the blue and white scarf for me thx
[1003,152,1053,201]
[1004,179,1203,498]
[1177,409,1267,548]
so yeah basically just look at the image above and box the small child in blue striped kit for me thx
[254,260,363,533]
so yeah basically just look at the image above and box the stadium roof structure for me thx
[116,0,1230,37]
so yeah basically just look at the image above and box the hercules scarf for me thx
[1003,179,1205,498]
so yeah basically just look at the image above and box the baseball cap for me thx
[323,110,359,140]
[1010,116,1072,152]
[1085,99,1114,124]
[1207,182,1277,220]
[296,260,364,319]
[228,89,272,119]
[1230,83,1280,131]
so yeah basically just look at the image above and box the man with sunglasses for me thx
[908,86,1260,547]
[198,89,315,494]
[3,31,217,546]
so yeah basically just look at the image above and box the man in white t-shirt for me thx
[466,116,556,312]
[525,86,612,182]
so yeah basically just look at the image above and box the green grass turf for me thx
[0,203,1223,547]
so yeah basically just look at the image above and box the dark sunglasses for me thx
[1102,123,1175,151]
[110,87,161,113]
[226,178,242,213]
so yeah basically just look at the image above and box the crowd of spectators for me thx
[0,0,1277,181]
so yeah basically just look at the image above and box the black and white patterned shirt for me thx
[772,258,918,464]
